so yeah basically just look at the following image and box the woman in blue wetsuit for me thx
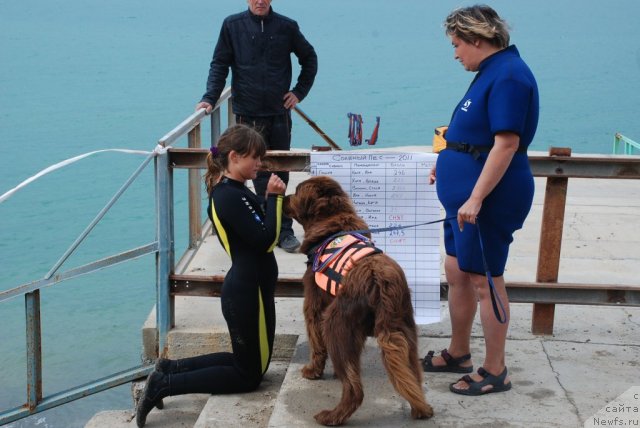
[136,124,286,427]
[422,6,539,396]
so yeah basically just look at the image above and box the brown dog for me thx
[283,175,433,426]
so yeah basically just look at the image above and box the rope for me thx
[0,147,165,204]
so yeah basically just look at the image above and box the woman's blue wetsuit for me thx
[436,45,539,276]
[168,176,282,395]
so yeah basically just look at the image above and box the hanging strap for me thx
[476,218,509,324]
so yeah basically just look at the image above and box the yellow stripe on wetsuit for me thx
[210,199,231,256]
[258,287,269,374]
[267,195,283,253]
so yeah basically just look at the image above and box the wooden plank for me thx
[532,147,570,335]
[167,149,640,179]
[169,275,640,306]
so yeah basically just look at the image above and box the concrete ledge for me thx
[142,297,305,362]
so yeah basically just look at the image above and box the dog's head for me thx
[284,175,357,229]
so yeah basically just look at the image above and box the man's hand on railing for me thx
[283,92,299,110]
[195,102,213,114]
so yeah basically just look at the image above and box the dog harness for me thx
[310,232,382,296]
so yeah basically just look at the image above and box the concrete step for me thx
[85,394,209,428]
[193,361,288,428]
[141,297,306,363]
[92,303,640,427]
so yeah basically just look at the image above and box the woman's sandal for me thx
[449,366,512,396]
[422,349,473,373]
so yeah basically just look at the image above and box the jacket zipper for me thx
[261,19,264,32]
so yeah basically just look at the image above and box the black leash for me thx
[476,219,509,324]
[320,216,457,242]
[306,216,455,267]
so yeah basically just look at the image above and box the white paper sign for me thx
[310,151,441,324]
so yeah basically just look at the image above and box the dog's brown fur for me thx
[283,175,433,426]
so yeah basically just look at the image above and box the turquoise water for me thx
[1,0,640,426]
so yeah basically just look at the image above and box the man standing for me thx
[196,0,317,253]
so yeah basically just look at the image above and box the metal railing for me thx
[0,89,234,425]
[0,153,161,425]
[153,88,234,354]
[613,133,640,155]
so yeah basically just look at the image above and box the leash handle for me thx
[476,219,509,324]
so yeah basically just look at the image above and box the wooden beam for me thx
[532,147,570,335]
[169,275,640,306]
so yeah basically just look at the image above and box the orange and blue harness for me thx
[310,232,382,296]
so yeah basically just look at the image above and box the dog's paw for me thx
[411,403,434,420]
[314,409,345,426]
[301,365,323,380]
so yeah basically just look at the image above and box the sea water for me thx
[1,0,640,426]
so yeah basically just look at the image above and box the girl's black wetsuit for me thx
[168,176,282,395]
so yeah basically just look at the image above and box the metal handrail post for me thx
[25,290,42,411]
[211,109,221,147]
[228,98,235,126]
[613,133,622,154]
[155,150,174,355]
[210,95,233,146]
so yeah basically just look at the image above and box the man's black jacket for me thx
[201,7,318,116]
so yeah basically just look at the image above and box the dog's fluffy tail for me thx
[373,259,433,419]
[377,331,427,406]
[339,255,434,419]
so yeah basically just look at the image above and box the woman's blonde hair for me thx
[204,124,266,193]
[444,4,510,49]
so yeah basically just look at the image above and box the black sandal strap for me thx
[460,375,473,383]
[441,349,471,366]
[423,350,435,364]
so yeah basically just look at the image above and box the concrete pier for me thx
[86,157,640,428]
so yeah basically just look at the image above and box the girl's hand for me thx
[266,173,286,195]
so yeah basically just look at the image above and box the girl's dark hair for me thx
[444,4,510,49]
[204,124,266,193]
